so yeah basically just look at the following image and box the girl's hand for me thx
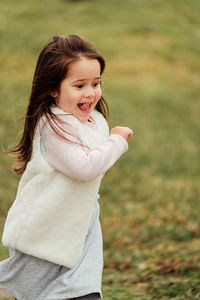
[111,126,133,140]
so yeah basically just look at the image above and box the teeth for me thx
[78,102,92,105]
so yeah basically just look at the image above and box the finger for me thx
[128,130,133,138]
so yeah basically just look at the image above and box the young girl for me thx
[0,35,132,300]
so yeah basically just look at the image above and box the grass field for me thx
[0,0,200,299]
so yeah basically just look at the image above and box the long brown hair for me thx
[12,35,109,175]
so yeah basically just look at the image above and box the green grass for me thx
[0,0,200,299]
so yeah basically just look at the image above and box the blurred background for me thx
[0,0,200,299]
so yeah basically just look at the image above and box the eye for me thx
[93,82,100,87]
[76,84,84,89]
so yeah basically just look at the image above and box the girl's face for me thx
[55,57,102,123]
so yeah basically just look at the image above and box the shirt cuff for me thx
[109,134,129,152]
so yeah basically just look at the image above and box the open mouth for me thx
[78,102,93,113]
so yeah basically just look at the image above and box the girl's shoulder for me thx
[50,105,108,128]
[91,110,109,137]
[50,105,78,123]
[43,105,109,138]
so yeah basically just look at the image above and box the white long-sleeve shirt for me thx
[42,116,128,181]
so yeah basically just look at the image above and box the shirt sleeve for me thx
[43,121,128,182]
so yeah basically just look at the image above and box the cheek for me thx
[96,87,102,100]
[62,89,78,103]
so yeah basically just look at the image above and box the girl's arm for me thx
[43,120,131,182]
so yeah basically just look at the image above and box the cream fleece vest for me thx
[2,107,109,268]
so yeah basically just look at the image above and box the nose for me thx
[84,86,95,99]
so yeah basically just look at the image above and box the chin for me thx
[76,114,90,123]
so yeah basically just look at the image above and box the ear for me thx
[50,91,58,98]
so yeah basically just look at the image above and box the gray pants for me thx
[70,293,101,299]
[15,294,101,300]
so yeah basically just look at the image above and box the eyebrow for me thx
[72,77,101,83]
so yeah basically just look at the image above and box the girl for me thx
[0,35,132,300]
